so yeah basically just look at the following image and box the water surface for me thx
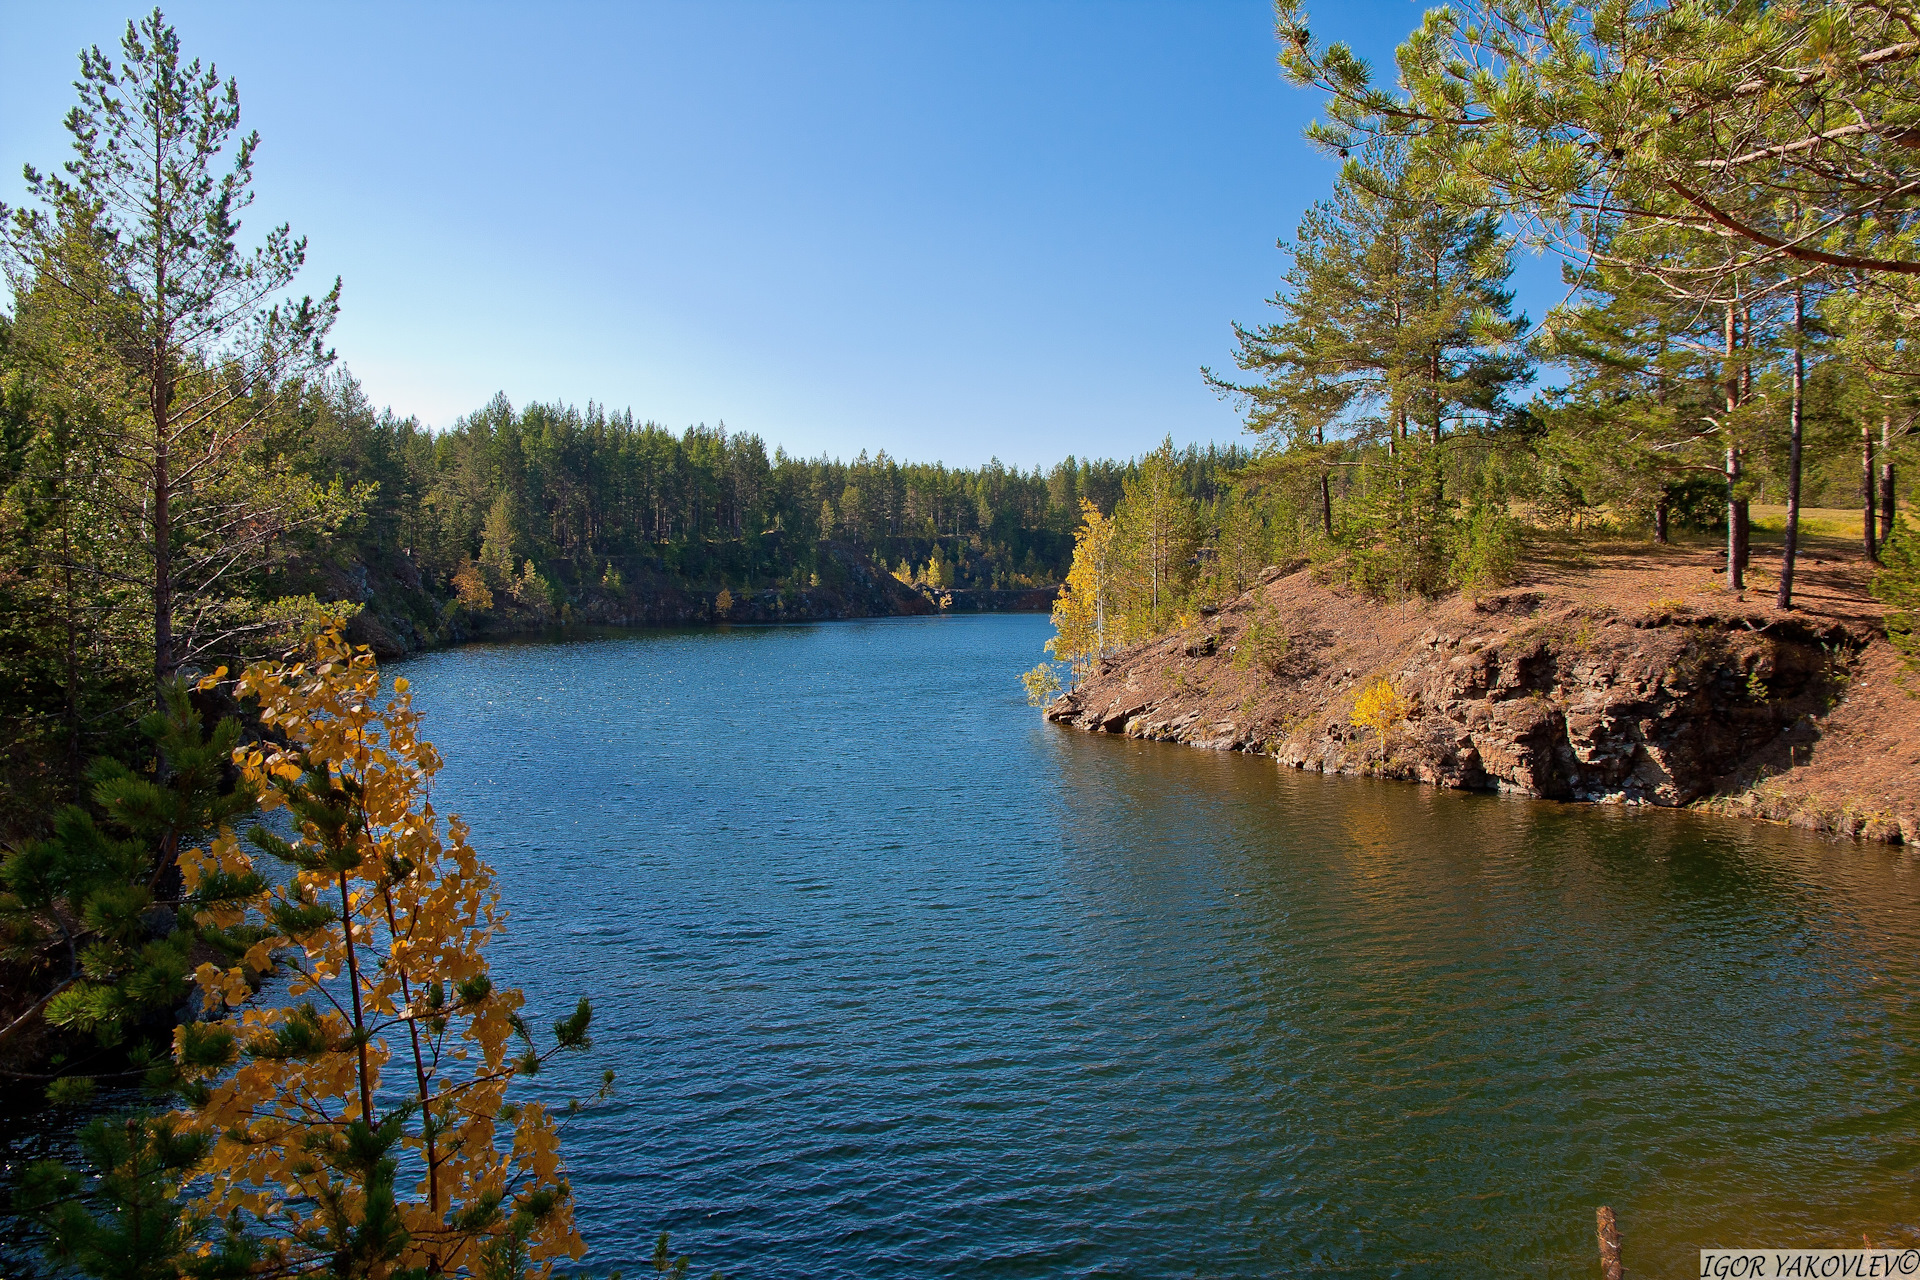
[391,615,1920,1277]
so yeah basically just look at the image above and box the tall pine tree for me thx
[1,9,346,697]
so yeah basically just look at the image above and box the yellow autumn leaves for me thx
[174,629,590,1278]
[1351,677,1410,742]
[1047,498,1116,680]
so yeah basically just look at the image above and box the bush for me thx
[1021,662,1062,706]
[1233,603,1292,675]
[1450,500,1523,595]
[1872,516,1920,686]
[1352,677,1410,741]
[1664,477,1729,535]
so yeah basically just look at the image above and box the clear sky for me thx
[0,1,1564,469]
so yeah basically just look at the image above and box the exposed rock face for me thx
[1046,559,1917,843]
[940,587,1055,613]
[337,541,935,657]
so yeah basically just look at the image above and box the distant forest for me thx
[295,381,1252,598]
[0,283,1255,822]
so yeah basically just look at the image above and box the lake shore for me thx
[331,540,1053,659]
[1047,530,1920,845]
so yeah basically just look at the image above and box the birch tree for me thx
[173,632,598,1277]
[1046,499,1116,680]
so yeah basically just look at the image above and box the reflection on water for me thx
[8,615,1917,1278]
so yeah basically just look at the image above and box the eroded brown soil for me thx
[1046,536,1919,844]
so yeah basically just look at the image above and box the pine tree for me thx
[1536,229,1780,577]
[1208,487,1278,600]
[0,679,262,1090]
[1110,438,1198,637]
[13,1112,213,1280]
[0,10,346,696]
[1205,146,1528,594]
[1277,0,1920,285]
[480,492,519,587]
[1206,145,1528,458]
[1277,0,1920,597]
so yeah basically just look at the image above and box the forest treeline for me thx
[290,380,1253,607]
[0,313,1258,826]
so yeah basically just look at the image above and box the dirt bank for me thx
[1046,538,1919,844]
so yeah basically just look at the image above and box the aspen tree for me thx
[1046,499,1116,680]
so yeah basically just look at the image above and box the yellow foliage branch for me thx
[1352,676,1411,742]
[177,630,590,1277]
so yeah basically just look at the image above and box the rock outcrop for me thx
[1046,550,1919,845]
[334,541,937,658]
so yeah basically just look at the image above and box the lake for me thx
[383,613,1920,1278]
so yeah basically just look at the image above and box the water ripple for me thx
[382,617,1920,1279]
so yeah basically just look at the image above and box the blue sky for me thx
[0,1,1565,469]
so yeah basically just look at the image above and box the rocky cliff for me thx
[334,541,935,657]
[1046,544,1919,844]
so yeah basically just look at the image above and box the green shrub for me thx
[1021,662,1063,706]
[1664,476,1731,535]
[1450,500,1523,595]
[1341,453,1455,599]
[1872,516,1920,687]
[1233,603,1293,674]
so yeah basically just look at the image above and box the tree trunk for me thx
[1654,493,1669,545]
[153,400,172,689]
[1741,303,1754,403]
[151,130,174,698]
[1431,347,1444,445]
[1734,495,1749,580]
[60,460,81,792]
[1884,414,1899,543]
[1885,462,1900,543]
[1865,417,1880,562]
[1317,425,1333,538]
[1723,300,1747,590]
[1777,289,1804,611]
[1726,445,1744,591]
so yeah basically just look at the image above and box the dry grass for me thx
[1747,504,1897,549]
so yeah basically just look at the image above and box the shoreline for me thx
[334,540,1054,660]
[1046,540,1918,846]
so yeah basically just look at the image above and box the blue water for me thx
[393,614,1920,1278]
